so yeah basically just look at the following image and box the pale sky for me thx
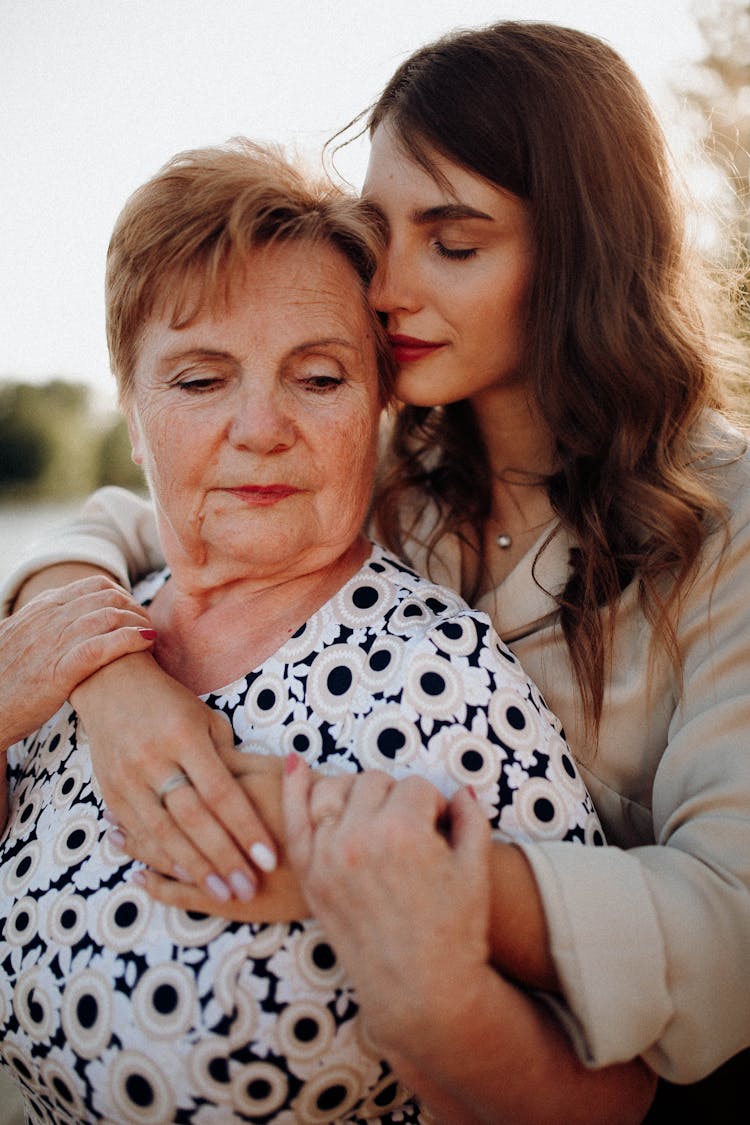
[1,0,707,411]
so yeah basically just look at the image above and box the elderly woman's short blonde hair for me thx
[105,137,394,403]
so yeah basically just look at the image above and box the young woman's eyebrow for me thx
[413,204,494,224]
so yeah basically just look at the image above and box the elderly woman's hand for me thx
[0,576,156,752]
[282,757,493,1056]
[72,662,281,903]
[127,751,310,921]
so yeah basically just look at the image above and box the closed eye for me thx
[176,377,223,393]
[434,242,478,261]
[303,375,344,392]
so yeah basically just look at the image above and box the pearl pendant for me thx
[496,533,513,549]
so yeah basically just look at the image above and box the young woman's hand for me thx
[0,576,156,752]
[71,661,280,903]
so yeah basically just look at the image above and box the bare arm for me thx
[12,564,280,898]
[0,575,157,830]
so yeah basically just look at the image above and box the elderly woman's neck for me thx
[148,536,371,695]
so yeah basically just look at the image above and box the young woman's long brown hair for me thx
[364,22,748,737]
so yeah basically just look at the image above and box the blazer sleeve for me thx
[518,472,750,1082]
[0,486,164,615]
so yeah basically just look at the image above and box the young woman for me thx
[5,19,749,1116]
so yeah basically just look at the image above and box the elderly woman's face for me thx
[126,241,382,586]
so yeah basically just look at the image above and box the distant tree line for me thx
[0,379,145,502]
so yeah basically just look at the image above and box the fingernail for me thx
[139,628,158,640]
[250,842,277,872]
[173,864,192,883]
[109,828,127,850]
[467,785,478,800]
[284,752,300,775]
[102,808,118,825]
[129,870,147,886]
[204,873,231,902]
[228,870,256,901]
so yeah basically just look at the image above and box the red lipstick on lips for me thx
[225,485,300,507]
[389,334,446,364]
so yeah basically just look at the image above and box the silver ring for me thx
[156,771,191,804]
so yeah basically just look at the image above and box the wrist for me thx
[70,649,159,711]
[364,955,496,1063]
[375,965,509,1092]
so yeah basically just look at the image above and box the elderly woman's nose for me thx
[227,385,295,451]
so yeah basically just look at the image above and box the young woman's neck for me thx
[469,385,558,592]
[471,383,556,482]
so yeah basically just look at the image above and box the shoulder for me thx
[690,416,750,576]
[694,412,750,520]
[352,541,471,632]
[352,541,533,684]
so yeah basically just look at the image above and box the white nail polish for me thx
[250,842,277,872]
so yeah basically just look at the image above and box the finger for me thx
[131,869,206,910]
[447,787,492,865]
[176,741,279,876]
[49,583,152,626]
[133,868,261,923]
[153,783,261,902]
[282,754,316,874]
[381,773,448,827]
[338,768,395,828]
[63,626,157,687]
[92,715,269,898]
[213,744,283,871]
[118,793,252,904]
[172,714,279,876]
[308,774,356,828]
[47,574,131,602]
[60,601,152,645]
[60,631,156,695]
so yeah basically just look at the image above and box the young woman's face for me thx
[363,123,534,408]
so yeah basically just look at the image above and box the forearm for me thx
[382,968,655,1125]
[13,562,119,610]
[488,841,558,991]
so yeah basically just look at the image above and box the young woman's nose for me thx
[369,244,421,315]
[227,384,295,453]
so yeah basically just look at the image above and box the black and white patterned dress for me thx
[0,543,604,1123]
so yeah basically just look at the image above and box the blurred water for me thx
[0,499,84,584]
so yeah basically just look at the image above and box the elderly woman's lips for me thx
[224,485,300,506]
[388,334,446,363]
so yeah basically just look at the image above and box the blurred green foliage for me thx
[0,380,145,501]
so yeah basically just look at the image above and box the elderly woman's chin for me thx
[161,507,373,593]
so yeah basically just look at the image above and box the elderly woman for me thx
[0,140,655,1123]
